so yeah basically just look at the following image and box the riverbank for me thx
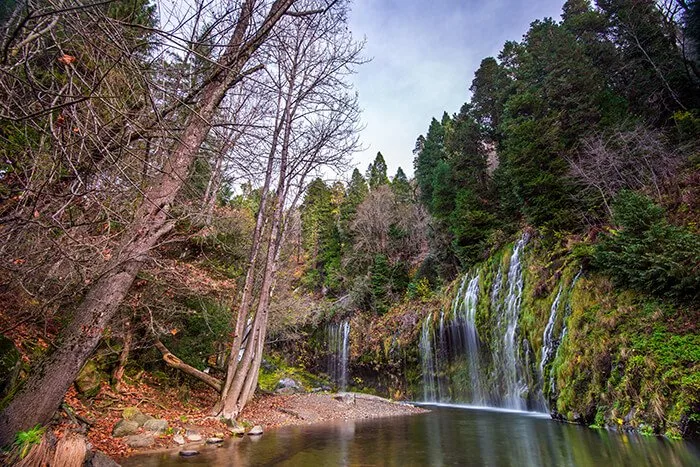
[241,392,427,429]
[50,377,426,463]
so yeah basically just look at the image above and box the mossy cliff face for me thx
[355,231,697,438]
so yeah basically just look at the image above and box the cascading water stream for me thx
[540,285,563,378]
[498,235,528,410]
[328,320,351,391]
[419,314,437,401]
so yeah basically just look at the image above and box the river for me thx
[121,405,699,466]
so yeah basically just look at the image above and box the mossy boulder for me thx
[122,407,153,427]
[143,418,168,434]
[0,334,21,399]
[75,360,104,397]
[112,419,139,437]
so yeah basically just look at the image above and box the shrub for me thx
[594,191,700,302]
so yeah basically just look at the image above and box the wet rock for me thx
[185,431,202,442]
[172,434,185,445]
[206,437,224,444]
[247,425,263,436]
[124,434,155,448]
[179,450,200,457]
[143,418,168,434]
[112,419,139,438]
[228,426,245,436]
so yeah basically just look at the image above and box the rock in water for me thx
[179,450,200,457]
[206,437,224,444]
[185,431,202,442]
[247,425,263,436]
[229,426,245,436]
[172,434,185,445]
[143,418,168,434]
[112,420,139,438]
[124,434,155,448]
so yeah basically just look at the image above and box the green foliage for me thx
[366,152,390,190]
[163,298,232,370]
[594,191,700,302]
[369,254,391,314]
[14,425,45,459]
[257,354,328,392]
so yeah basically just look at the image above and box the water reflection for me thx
[122,406,700,467]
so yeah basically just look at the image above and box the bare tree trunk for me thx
[112,321,132,393]
[0,0,297,446]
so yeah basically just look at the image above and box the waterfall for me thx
[549,269,583,395]
[498,235,528,410]
[328,320,351,391]
[419,235,540,411]
[419,314,437,401]
[459,274,484,404]
[540,285,563,377]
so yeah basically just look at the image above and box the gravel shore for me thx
[241,392,428,428]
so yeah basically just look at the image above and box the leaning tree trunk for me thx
[0,0,297,446]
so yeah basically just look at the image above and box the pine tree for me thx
[367,152,390,189]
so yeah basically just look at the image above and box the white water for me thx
[419,234,555,412]
[540,285,563,378]
[419,314,437,401]
[328,320,351,391]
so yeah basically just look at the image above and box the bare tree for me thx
[567,124,688,220]
[0,0,330,444]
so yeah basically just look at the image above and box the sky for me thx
[347,0,566,179]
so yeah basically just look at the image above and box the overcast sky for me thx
[347,0,565,179]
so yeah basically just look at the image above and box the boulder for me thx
[0,334,21,400]
[206,437,224,444]
[124,434,155,448]
[87,451,121,467]
[247,425,263,436]
[172,434,185,445]
[143,418,168,434]
[112,420,139,438]
[185,430,202,442]
[334,392,356,405]
[75,360,103,397]
[122,408,152,427]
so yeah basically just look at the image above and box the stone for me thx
[206,437,224,444]
[87,451,121,467]
[179,450,200,457]
[334,392,355,405]
[122,408,152,427]
[112,419,139,438]
[185,431,202,442]
[228,426,245,436]
[124,434,155,448]
[75,360,103,397]
[143,418,168,434]
[247,425,263,436]
[0,335,21,400]
[172,434,185,445]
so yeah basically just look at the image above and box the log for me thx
[154,340,222,392]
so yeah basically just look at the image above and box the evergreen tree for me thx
[367,152,390,189]
[391,167,411,202]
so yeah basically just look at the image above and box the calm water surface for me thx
[122,405,700,466]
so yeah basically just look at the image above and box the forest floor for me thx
[57,378,426,461]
